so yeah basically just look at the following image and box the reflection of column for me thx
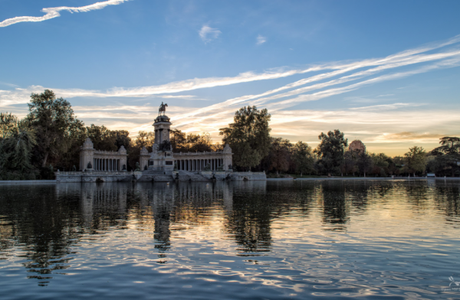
[80,183,95,227]
[152,184,175,253]
[222,182,233,211]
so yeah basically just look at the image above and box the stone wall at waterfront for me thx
[56,170,266,182]
[55,171,133,183]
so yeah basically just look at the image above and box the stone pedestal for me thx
[150,115,175,172]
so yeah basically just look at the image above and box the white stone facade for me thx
[138,113,233,172]
[173,144,233,172]
[79,109,233,173]
[79,138,128,172]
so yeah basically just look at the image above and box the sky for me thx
[1,0,459,156]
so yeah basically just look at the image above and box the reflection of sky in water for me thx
[1,180,460,299]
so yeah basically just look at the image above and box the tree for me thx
[220,106,271,170]
[292,141,314,176]
[433,137,460,155]
[186,132,213,152]
[342,150,359,176]
[0,115,37,179]
[114,130,131,150]
[357,152,373,177]
[266,138,291,175]
[85,124,117,151]
[314,129,348,175]
[404,146,427,176]
[370,153,390,176]
[170,129,187,152]
[26,90,83,168]
[429,137,460,177]
[135,131,155,152]
[0,112,18,139]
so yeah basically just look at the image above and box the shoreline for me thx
[0,180,57,185]
[269,176,460,181]
[1,177,460,185]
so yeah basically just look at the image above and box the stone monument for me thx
[149,103,175,172]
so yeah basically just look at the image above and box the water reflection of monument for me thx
[58,181,272,255]
[77,183,128,229]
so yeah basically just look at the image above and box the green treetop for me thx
[314,129,348,175]
[220,106,271,171]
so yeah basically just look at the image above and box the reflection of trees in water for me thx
[0,182,238,284]
[343,180,370,213]
[321,181,349,231]
[403,180,430,209]
[0,185,81,286]
[0,180,333,284]
[266,181,316,216]
[344,180,393,214]
[226,183,271,255]
[433,182,460,218]
[226,181,317,255]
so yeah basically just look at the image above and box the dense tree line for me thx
[1,90,458,179]
[220,105,459,177]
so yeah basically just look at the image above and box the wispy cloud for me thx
[3,35,460,108]
[0,0,128,28]
[0,81,18,88]
[381,132,443,141]
[349,103,425,111]
[256,34,266,45]
[199,25,221,43]
[2,35,460,154]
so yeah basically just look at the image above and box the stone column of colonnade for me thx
[176,158,225,171]
[93,158,122,171]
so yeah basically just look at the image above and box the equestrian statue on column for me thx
[159,102,168,116]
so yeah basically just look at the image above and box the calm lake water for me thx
[1,180,460,299]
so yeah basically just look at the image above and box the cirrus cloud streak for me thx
[0,0,128,28]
